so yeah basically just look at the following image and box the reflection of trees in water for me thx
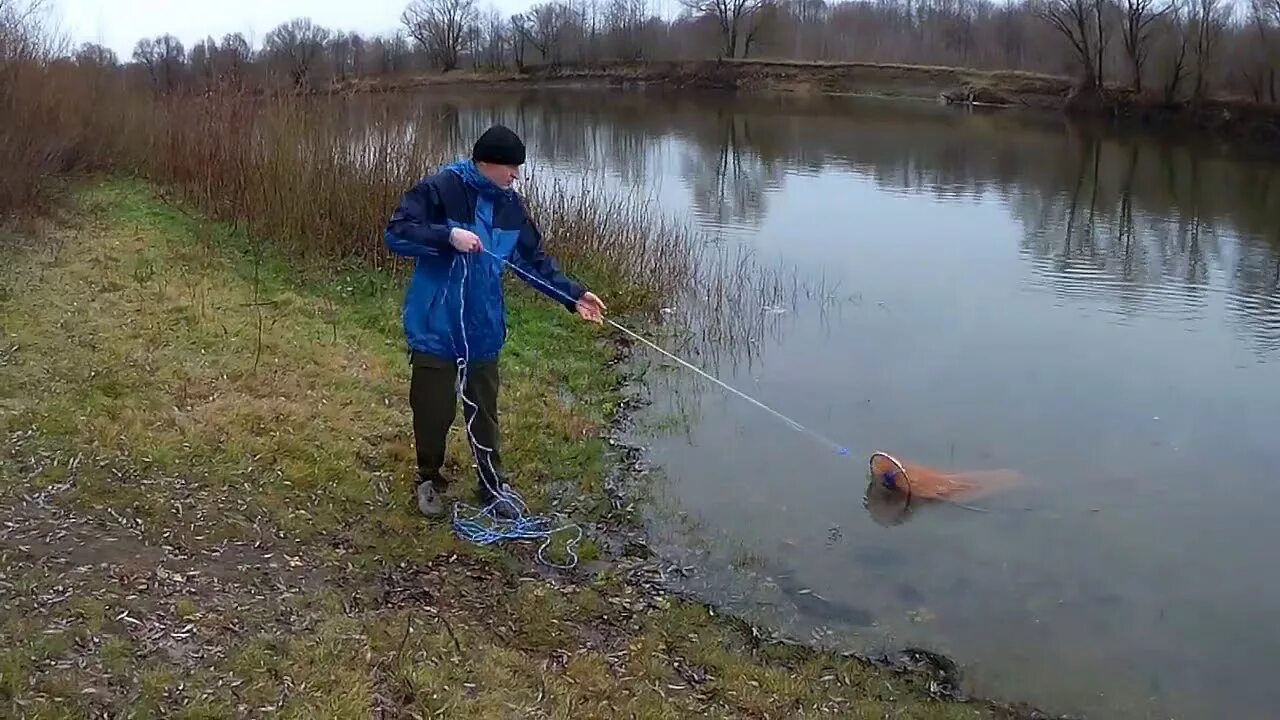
[1013,138,1225,318]
[686,102,1280,355]
[1009,134,1280,354]
[676,110,784,230]
[460,92,790,228]
[1228,244,1280,354]
[404,91,665,187]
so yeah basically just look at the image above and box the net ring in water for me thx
[864,451,914,526]
[868,451,912,499]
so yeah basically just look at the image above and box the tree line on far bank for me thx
[31,0,1280,105]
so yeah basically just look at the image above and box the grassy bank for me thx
[0,178,1041,718]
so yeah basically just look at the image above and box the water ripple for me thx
[1225,290,1280,353]
[1021,256,1214,322]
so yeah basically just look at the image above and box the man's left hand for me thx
[576,292,606,324]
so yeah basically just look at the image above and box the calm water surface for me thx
[413,89,1280,719]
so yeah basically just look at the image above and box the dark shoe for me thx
[477,482,521,522]
[416,474,448,517]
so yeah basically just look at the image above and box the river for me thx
[407,86,1280,719]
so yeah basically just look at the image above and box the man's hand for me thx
[576,292,606,324]
[449,227,483,253]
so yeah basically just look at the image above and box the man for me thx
[384,124,607,519]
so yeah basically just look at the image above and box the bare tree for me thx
[1250,0,1279,101]
[781,0,830,59]
[1189,0,1225,100]
[264,17,330,88]
[189,36,218,91]
[216,32,251,88]
[403,0,479,71]
[1155,0,1191,101]
[131,37,158,79]
[741,0,779,56]
[328,31,358,81]
[477,7,507,69]
[132,34,186,93]
[570,0,602,63]
[368,31,414,75]
[992,5,1033,68]
[519,2,573,65]
[1121,0,1171,92]
[604,0,650,60]
[74,42,118,67]
[510,13,530,68]
[680,0,770,58]
[347,33,368,78]
[1,0,55,61]
[352,34,371,78]
[1238,0,1274,101]
[1035,0,1111,88]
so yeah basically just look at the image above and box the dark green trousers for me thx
[409,351,505,495]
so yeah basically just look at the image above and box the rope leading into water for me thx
[481,247,857,459]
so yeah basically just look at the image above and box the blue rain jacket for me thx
[384,160,585,363]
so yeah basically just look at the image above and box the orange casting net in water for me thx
[869,451,1023,503]
[864,451,1023,526]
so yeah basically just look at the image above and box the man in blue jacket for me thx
[384,125,607,518]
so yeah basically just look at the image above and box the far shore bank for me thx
[329,58,1280,151]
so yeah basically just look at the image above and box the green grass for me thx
[0,178,1025,719]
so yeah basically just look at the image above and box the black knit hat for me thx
[472,124,525,166]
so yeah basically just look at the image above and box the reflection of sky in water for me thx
[413,91,1280,719]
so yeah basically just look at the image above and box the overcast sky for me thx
[46,0,534,58]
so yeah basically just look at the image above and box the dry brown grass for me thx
[1,9,89,216]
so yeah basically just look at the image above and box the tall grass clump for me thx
[116,93,446,269]
[0,0,117,219]
[520,171,702,314]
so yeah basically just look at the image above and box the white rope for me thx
[448,250,583,569]
[483,247,855,460]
